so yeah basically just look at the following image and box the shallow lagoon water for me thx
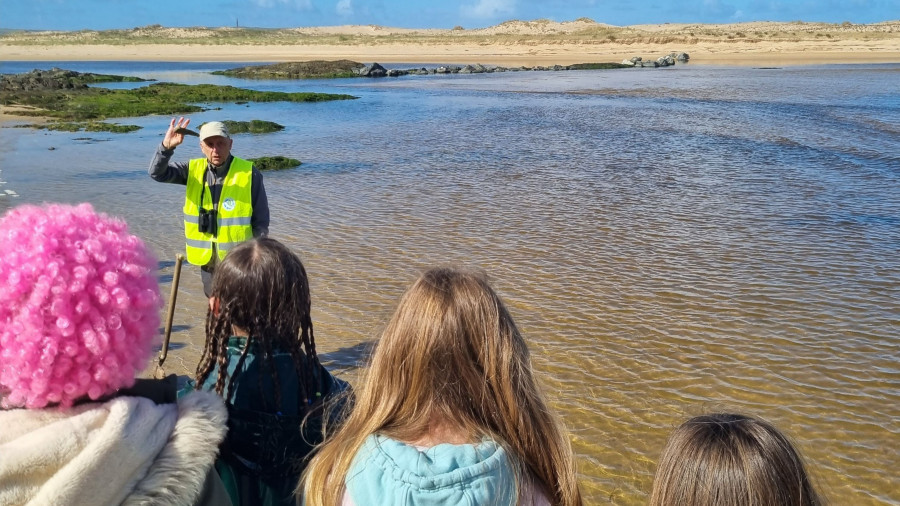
[1,61,898,504]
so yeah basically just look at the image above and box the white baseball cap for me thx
[199,121,230,141]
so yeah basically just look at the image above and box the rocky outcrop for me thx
[221,120,284,134]
[212,60,365,79]
[656,55,676,66]
[214,57,691,80]
[0,68,147,92]
[214,60,637,80]
[458,64,489,74]
[355,62,387,77]
[622,52,690,68]
[250,156,301,171]
[1,69,356,124]
[354,62,633,76]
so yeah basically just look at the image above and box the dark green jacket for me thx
[183,337,351,506]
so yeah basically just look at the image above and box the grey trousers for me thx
[200,264,214,298]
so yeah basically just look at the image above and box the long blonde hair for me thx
[649,413,823,506]
[301,267,582,506]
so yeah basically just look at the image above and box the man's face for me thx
[200,136,232,166]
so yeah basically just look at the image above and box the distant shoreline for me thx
[2,44,899,67]
[1,20,898,66]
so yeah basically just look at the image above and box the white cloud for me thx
[461,0,516,19]
[336,0,353,16]
[251,0,312,9]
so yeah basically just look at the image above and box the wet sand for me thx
[0,106,48,124]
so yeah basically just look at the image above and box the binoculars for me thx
[198,208,216,234]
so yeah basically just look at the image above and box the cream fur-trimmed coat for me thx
[0,390,227,506]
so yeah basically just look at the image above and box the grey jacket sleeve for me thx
[251,168,270,237]
[149,143,190,185]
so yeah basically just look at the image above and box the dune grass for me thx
[1,21,897,48]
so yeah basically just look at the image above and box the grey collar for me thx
[208,155,234,177]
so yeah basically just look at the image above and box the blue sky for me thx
[2,0,897,31]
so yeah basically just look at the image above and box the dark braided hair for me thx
[194,238,323,413]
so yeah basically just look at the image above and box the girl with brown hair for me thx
[301,267,582,506]
[191,237,350,506]
[649,413,824,506]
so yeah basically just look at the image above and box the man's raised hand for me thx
[162,117,191,150]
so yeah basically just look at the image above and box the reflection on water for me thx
[1,62,898,505]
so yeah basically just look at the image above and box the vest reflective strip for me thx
[185,238,243,250]
[218,240,244,250]
[183,213,251,227]
[186,237,212,249]
[222,217,251,226]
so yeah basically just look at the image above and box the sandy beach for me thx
[1,19,898,67]
[4,42,899,67]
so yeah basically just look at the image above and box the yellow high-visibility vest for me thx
[183,157,254,266]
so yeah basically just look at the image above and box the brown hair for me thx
[301,267,582,506]
[649,413,823,506]
[195,237,321,412]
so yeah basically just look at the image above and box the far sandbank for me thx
[3,43,899,67]
[1,20,898,66]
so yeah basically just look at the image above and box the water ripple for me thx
[1,63,898,506]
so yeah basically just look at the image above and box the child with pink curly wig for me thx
[0,202,161,408]
[0,203,231,506]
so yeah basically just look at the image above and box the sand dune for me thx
[1,19,898,66]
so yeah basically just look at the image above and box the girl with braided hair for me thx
[190,237,350,506]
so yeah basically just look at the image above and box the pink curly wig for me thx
[0,203,162,409]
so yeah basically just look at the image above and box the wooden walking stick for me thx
[155,254,184,379]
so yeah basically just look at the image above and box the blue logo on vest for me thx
[222,197,236,211]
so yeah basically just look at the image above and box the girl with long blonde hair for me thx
[301,267,582,506]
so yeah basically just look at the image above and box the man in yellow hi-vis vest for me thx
[150,117,269,296]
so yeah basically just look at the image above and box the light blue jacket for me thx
[344,435,519,506]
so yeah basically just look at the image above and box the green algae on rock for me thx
[1,69,359,123]
[1,68,148,92]
[213,60,365,80]
[221,120,285,134]
[19,121,141,133]
[250,156,302,171]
